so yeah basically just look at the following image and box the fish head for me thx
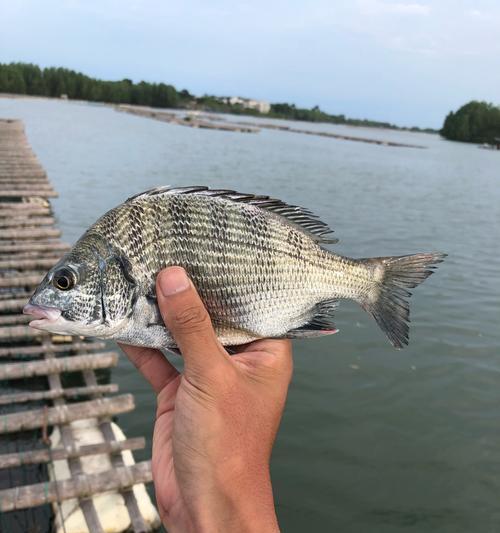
[24,235,137,338]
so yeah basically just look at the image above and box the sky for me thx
[1,0,499,128]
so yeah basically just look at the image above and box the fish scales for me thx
[24,186,445,349]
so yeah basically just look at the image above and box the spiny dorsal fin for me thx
[127,185,338,244]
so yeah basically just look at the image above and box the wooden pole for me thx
[0,352,119,380]
[0,341,106,357]
[0,325,46,340]
[0,257,57,270]
[0,227,61,239]
[0,297,29,312]
[0,437,144,469]
[0,217,56,228]
[83,370,152,532]
[0,314,31,325]
[0,241,70,253]
[0,190,58,198]
[0,394,135,434]
[0,340,105,357]
[0,461,152,512]
[0,274,43,288]
[0,383,119,405]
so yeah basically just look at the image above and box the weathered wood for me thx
[0,256,57,269]
[0,217,55,229]
[0,325,46,340]
[0,183,53,192]
[43,346,105,533]
[0,394,135,434]
[0,340,105,357]
[0,227,61,239]
[84,370,152,532]
[0,289,31,300]
[0,297,28,312]
[0,314,30,325]
[0,189,58,198]
[0,383,119,406]
[0,352,118,380]
[0,461,152,512]
[0,436,144,469]
[0,202,50,212]
[0,241,70,253]
[0,274,42,287]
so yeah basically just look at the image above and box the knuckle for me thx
[172,305,210,333]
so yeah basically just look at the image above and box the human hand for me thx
[119,267,292,532]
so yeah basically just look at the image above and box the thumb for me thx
[156,267,229,381]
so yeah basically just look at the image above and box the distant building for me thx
[227,96,270,114]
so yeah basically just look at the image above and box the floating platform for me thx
[0,118,160,532]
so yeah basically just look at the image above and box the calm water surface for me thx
[1,98,499,532]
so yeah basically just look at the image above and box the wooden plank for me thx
[0,274,42,288]
[0,241,70,253]
[0,190,58,198]
[0,340,106,357]
[0,202,51,212]
[0,257,58,270]
[0,383,119,405]
[0,297,28,312]
[0,314,30,325]
[0,352,119,380]
[0,461,152,512]
[0,217,56,228]
[0,437,144,469]
[84,369,152,532]
[43,345,105,533]
[0,394,135,434]
[0,227,61,240]
[0,325,46,340]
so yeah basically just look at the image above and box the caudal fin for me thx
[360,252,446,349]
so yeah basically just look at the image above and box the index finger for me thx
[118,343,179,394]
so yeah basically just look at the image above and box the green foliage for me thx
[441,101,500,144]
[0,62,178,108]
[0,62,435,132]
[269,102,398,129]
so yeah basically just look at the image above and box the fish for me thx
[23,186,445,350]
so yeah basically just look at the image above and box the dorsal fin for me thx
[127,185,338,244]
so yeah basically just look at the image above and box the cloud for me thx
[359,0,431,16]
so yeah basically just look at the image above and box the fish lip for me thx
[23,303,62,328]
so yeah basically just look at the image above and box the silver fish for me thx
[24,186,445,349]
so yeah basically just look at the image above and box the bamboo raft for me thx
[0,118,159,532]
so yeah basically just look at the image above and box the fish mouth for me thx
[23,304,62,329]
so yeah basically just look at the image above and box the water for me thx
[1,97,499,532]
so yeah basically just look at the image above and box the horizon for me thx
[1,1,499,129]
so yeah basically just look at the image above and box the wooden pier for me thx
[0,119,159,532]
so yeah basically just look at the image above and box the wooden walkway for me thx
[0,119,156,532]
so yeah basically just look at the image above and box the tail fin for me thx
[360,252,446,349]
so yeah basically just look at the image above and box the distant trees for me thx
[0,62,179,109]
[441,101,500,144]
[0,61,437,132]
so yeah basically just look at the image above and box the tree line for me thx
[441,101,500,144]
[1,62,436,132]
[0,62,185,108]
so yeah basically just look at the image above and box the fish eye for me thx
[52,267,77,291]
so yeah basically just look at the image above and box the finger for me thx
[119,343,179,394]
[156,267,229,378]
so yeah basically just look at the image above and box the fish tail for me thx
[359,252,446,349]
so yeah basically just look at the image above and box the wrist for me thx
[191,462,279,532]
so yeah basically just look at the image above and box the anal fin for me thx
[285,299,339,339]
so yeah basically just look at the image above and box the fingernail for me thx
[159,267,190,296]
